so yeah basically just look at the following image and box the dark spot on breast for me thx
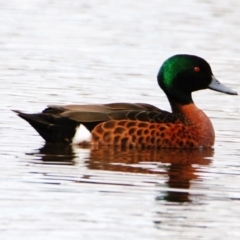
[137,129,142,136]
[144,129,149,135]
[129,143,134,149]
[151,137,155,144]
[160,132,165,138]
[118,121,127,126]
[177,128,184,135]
[127,121,136,128]
[114,127,125,134]
[139,136,144,144]
[170,136,175,141]
[138,122,148,128]
[150,130,155,136]
[179,141,183,147]
[149,125,155,129]
[160,126,166,131]
[103,121,115,129]
[129,128,136,135]
[182,133,186,139]
[95,125,104,134]
[121,137,129,146]
[132,135,136,142]
[164,140,170,147]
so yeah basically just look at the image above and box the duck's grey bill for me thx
[208,76,238,95]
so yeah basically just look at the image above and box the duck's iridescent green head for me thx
[157,54,237,105]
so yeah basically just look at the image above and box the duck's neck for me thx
[169,99,215,147]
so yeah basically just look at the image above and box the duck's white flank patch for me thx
[72,124,91,144]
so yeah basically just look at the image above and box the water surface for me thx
[1,0,240,239]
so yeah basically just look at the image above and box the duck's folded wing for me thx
[44,103,178,124]
[44,102,161,114]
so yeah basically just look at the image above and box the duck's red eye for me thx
[194,67,200,72]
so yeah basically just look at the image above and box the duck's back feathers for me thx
[44,103,177,123]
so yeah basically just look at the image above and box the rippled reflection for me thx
[28,144,76,165]
[158,164,203,202]
[32,144,213,202]
[85,146,213,202]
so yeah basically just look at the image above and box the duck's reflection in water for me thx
[85,146,213,202]
[35,144,213,202]
[34,144,76,165]
[159,164,202,202]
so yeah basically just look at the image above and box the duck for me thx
[13,54,237,148]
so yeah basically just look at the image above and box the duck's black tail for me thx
[13,110,78,143]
